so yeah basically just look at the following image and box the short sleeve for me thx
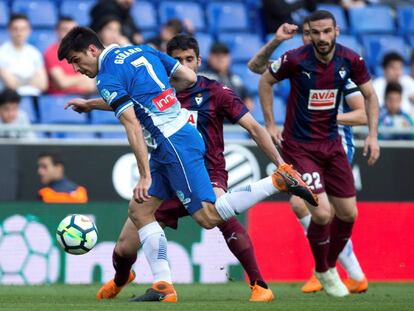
[97,73,133,118]
[268,53,292,82]
[350,54,370,86]
[216,83,249,124]
[153,48,180,77]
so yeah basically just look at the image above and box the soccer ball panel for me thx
[84,230,98,251]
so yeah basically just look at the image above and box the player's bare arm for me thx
[64,97,112,113]
[118,106,151,203]
[359,81,380,166]
[337,93,367,126]
[259,70,283,146]
[248,23,298,74]
[238,112,285,166]
[169,63,197,91]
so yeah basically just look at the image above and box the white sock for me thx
[299,214,311,234]
[215,176,278,221]
[338,239,365,281]
[138,221,172,283]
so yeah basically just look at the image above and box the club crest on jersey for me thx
[101,89,118,104]
[195,93,203,105]
[339,67,347,79]
[270,58,282,74]
[308,89,338,110]
[152,88,177,111]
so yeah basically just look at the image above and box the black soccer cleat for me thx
[129,281,177,302]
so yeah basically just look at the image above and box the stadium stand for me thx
[38,95,88,124]
[0,0,9,28]
[218,33,263,63]
[206,2,249,33]
[130,1,158,31]
[159,1,205,32]
[12,0,58,28]
[348,5,395,35]
[60,0,95,27]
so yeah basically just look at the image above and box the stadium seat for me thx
[317,4,348,33]
[348,6,395,35]
[29,29,57,52]
[100,132,128,140]
[397,6,414,35]
[0,1,9,28]
[362,35,411,71]
[130,1,158,30]
[269,35,302,60]
[252,95,286,125]
[20,96,37,123]
[0,29,8,44]
[337,34,362,55]
[60,0,95,26]
[159,1,205,31]
[231,64,260,95]
[195,32,213,58]
[207,2,249,33]
[409,35,414,48]
[218,33,263,63]
[38,95,88,124]
[50,132,97,139]
[90,110,118,124]
[12,0,58,28]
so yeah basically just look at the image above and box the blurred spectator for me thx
[373,52,414,119]
[92,15,131,46]
[147,18,192,52]
[316,0,366,8]
[37,152,88,203]
[262,0,316,34]
[0,14,47,96]
[44,16,96,95]
[200,42,254,111]
[379,82,414,140]
[90,0,143,45]
[0,88,35,139]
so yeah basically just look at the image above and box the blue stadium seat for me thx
[409,35,414,48]
[362,35,411,70]
[218,33,263,63]
[29,29,57,52]
[0,1,9,28]
[159,1,205,31]
[12,0,58,28]
[100,132,128,140]
[397,6,414,35]
[131,1,157,30]
[90,110,118,124]
[317,4,348,33]
[20,96,37,123]
[38,95,88,124]
[0,29,8,44]
[207,2,249,33]
[50,132,97,139]
[269,35,302,60]
[337,34,362,55]
[252,95,286,125]
[232,64,260,95]
[348,6,395,35]
[60,0,95,26]
[195,32,213,58]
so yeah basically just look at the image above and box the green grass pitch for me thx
[0,282,413,311]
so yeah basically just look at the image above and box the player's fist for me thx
[64,98,92,113]
[275,23,298,42]
[134,176,152,204]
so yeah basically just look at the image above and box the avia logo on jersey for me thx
[152,88,178,111]
[308,89,338,110]
[187,111,198,128]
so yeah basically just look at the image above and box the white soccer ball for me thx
[56,215,98,255]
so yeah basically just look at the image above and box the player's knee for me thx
[311,210,331,225]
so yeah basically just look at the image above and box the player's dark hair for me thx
[307,10,336,27]
[385,82,403,97]
[58,26,104,61]
[167,34,200,58]
[8,13,29,27]
[0,88,21,106]
[38,152,65,166]
[382,52,405,68]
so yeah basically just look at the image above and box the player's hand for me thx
[134,176,152,204]
[64,98,92,113]
[275,23,298,42]
[266,123,283,147]
[363,134,380,166]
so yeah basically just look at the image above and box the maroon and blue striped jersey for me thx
[269,43,370,142]
[177,76,249,180]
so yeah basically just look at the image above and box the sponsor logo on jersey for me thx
[187,111,198,128]
[101,89,117,104]
[270,58,282,74]
[152,88,177,111]
[176,190,191,206]
[308,89,338,110]
[195,93,203,105]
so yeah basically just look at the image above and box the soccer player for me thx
[257,10,380,297]
[59,27,317,302]
[248,19,369,293]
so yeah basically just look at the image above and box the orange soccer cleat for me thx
[249,282,275,302]
[272,163,319,207]
[96,270,136,299]
[344,276,368,293]
[129,281,178,302]
[301,273,323,293]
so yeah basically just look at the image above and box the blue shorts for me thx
[148,123,216,214]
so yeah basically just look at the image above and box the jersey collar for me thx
[98,44,119,70]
